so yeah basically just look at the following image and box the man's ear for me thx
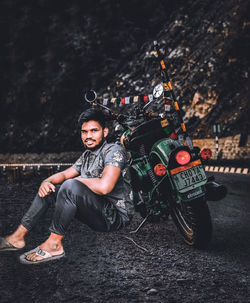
[103,127,109,138]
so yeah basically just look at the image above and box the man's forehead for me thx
[81,120,102,130]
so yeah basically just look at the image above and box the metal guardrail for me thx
[205,166,249,174]
[0,163,73,182]
[0,163,73,168]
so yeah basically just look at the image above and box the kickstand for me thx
[130,214,149,234]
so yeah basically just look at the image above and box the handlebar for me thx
[84,90,164,127]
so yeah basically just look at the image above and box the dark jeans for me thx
[21,179,125,235]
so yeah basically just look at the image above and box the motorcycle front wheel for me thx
[170,197,212,249]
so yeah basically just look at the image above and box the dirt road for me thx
[0,172,249,303]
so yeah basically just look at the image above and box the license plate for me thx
[170,164,207,192]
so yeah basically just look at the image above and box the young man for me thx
[0,108,134,264]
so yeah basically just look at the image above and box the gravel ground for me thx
[0,172,250,303]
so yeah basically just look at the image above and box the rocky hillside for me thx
[0,0,249,153]
[106,0,250,139]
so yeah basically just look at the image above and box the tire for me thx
[170,197,212,248]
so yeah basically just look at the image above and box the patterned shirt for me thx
[72,141,134,222]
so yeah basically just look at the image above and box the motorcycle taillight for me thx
[200,148,212,160]
[154,163,167,176]
[175,150,191,165]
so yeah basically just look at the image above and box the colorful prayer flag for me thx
[125,97,130,104]
[148,94,153,102]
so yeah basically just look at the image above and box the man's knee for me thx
[56,179,79,209]
[58,179,76,194]
[58,179,89,196]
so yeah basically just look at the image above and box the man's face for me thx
[81,120,108,150]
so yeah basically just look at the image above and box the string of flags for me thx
[98,94,154,106]
[97,87,173,107]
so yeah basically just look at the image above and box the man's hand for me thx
[37,167,79,198]
[38,181,56,198]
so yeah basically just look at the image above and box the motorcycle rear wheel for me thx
[170,197,212,248]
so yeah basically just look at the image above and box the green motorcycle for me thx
[85,89,213,248]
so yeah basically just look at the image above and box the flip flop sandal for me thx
[19,246,65,265]
[0,237,21,251]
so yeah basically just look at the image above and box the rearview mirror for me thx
[84,90,97,103]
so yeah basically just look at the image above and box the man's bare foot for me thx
[3,225,28,249]
[5,235,26,249]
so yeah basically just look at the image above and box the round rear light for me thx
[154,163,167,176]
[200,148,212,160]
[175,150,191,165]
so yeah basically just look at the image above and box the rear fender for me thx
[149,138,181,166]
[149,138,180,198]
[176,186,206,202]
[150,138,207,202]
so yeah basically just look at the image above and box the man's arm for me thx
[38,167,79,198]
[75,165,121,195]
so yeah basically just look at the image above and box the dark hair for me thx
[78,107,106,128]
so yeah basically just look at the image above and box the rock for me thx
[147,288,158,295]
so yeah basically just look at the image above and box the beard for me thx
[83,137,105,151]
